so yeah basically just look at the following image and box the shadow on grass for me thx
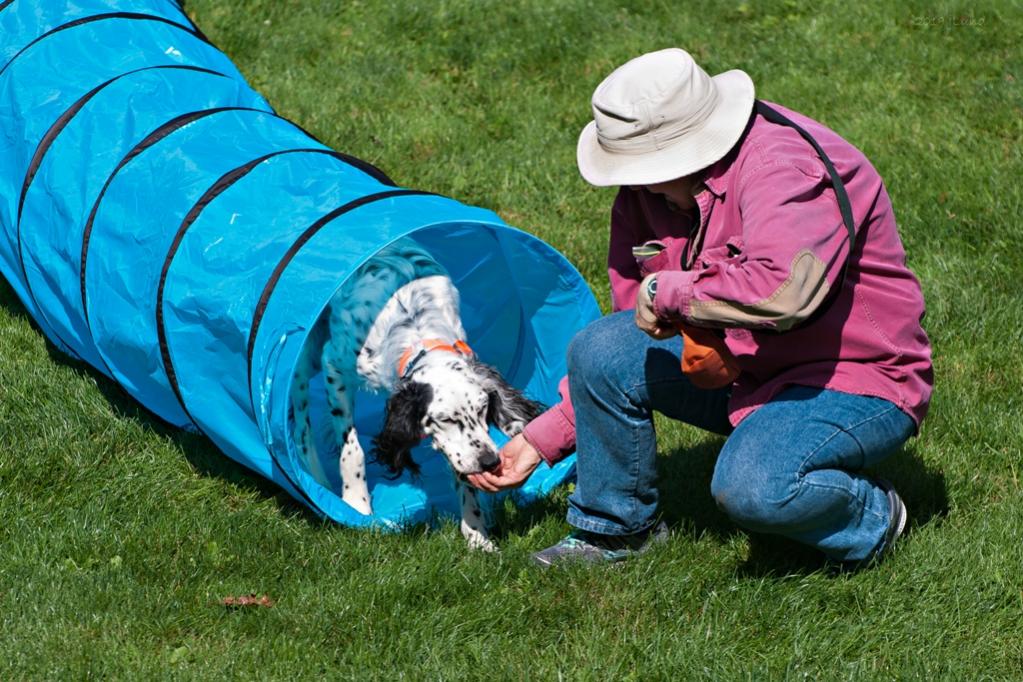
[656,436,740,540]
[626,434,837,575]
[0,276,319,524]
[489,488,571,540]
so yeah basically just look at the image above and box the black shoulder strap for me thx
[753,100,857,325]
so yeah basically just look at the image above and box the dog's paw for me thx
[343,492,373,516]
[468,535,499,553]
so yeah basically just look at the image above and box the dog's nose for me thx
[479,452,500,472]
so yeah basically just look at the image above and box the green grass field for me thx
[2,0,1021,678]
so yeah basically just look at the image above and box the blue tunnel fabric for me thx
[1,1,600,527]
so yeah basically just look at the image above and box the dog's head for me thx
[372,353,545,478]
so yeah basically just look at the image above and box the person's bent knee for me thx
[710,466,791,530]
[566,312,643,384]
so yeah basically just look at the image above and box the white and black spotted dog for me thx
[290,239,544,551]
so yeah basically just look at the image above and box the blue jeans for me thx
[565,311,916,562]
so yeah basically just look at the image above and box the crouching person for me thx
[469,49,933,569]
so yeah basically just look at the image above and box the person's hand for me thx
[467,433,542,493]
[635,273,678,340]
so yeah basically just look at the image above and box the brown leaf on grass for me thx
[221,593,275,608]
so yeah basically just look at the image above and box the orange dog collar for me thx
[397,338,473,377]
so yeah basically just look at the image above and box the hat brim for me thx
[576,69,755,187]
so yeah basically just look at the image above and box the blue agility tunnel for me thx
[0,0,599,527]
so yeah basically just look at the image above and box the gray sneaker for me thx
[875,478,907,559]
[531,521,669,568]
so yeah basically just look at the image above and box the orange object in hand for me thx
[677,324,740,389]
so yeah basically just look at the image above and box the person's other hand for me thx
[467,434,542,493]
[636,273,678,340]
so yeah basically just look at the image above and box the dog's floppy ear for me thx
[372,380,431,478]
[472,359,546,435]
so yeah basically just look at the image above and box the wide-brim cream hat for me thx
[577,48,755,187]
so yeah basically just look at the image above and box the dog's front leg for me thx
[339,427,372,515]
[458,483,497,552]
[323,359,372,516]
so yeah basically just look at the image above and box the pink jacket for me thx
[523,102,933,465]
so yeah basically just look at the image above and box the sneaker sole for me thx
[889,490,907,544]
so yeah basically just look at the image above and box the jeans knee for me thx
[711,467,789,529]
[566,313,637,387]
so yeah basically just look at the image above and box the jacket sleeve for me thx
[521,375,575,465]
[653,162,853,332]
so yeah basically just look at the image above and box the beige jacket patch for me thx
[689,249,830,331]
